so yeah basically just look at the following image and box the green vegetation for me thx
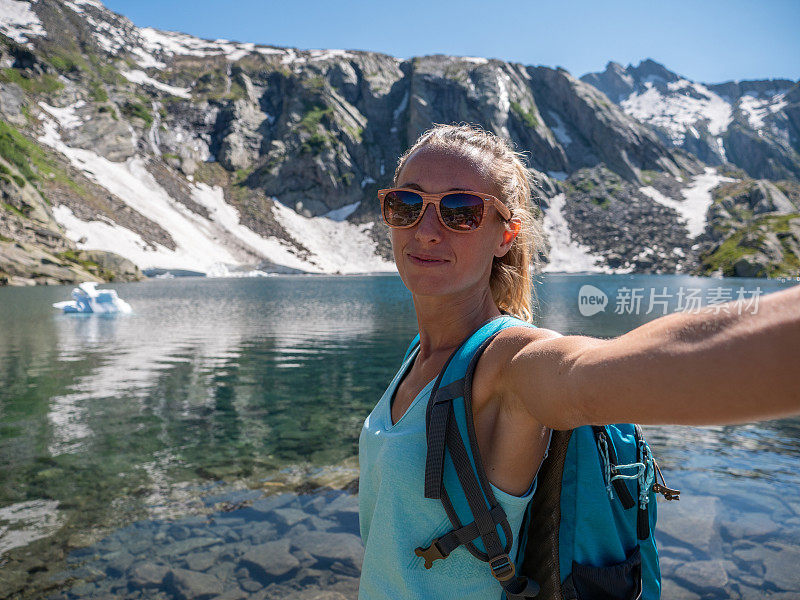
[88,80,109,102]
[121,101,153,127]
[0,163,25,187]
[2,201,28,217]
[161,152,179,160]
[303,76,326,92]
[344,125,363,142]
[97,104,117,119]
[298,104,334,154]
[44,47,88,74]
[640,169,659,186]
[0,120,47,181]
[510,101,539,128]
[20,104,33,123]
[57,250,114,280]
[233,166,254,185]
[718,165,748,180]
[299,104,332,132]
[0,68,64,94]
[0,120,94,204]
[701,213,800,277]
[226,80,247,101]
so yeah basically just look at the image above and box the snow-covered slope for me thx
[37,103,392,275]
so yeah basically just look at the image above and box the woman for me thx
[358,123,800,599]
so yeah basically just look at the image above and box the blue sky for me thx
[104,0,800,83]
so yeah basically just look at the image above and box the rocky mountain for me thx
[581,59,800,181]
[1,1,798,285]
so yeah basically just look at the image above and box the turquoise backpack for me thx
[405,315,680,599]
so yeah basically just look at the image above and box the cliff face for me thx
[0,1,798,283]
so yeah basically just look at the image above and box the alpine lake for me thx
[1,273,799,599]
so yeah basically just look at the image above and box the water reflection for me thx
[0,274,798,599]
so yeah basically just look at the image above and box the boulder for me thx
[63,109,136,162]
[240,538,300,578]
[167,567,224,600]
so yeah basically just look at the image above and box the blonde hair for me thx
[394,123,543,322]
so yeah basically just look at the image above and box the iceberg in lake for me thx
[52,282,132,314]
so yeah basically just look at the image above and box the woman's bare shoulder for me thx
[485,325,564,361]
[472,326,563,402]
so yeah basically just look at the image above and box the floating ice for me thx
[52,282,132,314]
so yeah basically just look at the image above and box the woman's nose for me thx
[414,204,443,242]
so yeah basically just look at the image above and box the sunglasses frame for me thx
[377,188,512,233]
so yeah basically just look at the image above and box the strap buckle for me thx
[490,553,515,581]
[653,482,681,501]
[415,538,448,569]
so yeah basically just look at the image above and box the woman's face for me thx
[391,146,511,301]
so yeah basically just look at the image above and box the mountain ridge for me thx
[1,0,799,285]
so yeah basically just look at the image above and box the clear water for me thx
[0,274,798,598]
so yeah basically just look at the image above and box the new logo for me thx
[577,284,608,317]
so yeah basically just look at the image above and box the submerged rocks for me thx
[49,489,364,600]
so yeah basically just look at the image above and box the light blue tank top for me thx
[358,341,536,600]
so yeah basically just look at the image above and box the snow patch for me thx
[0,0,46,43]
[308,49,353,61]
[621,80,732,144]
[640,167,733,238]
[53,204,179,270]
[393,91,409,123]
[324,201,360,221]
[38,100,85,129]
[738,93,787,131]
[272,201,395,274]
[542,193,608,273]
[63,0,104,10]
[139,28,257,61]
[189,184,311,272]
[496,71,511,115]
[130,46,166,69]
[548,111,572,146]
[121,69,190,98]
[280,48,307,66]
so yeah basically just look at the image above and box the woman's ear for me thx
[496,218,521,257]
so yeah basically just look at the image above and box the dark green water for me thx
[1,274,799,598]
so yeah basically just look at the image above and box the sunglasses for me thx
[378,188,512,233]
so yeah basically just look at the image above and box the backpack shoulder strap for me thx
[416,315,540,599]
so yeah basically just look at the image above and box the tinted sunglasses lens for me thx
[384,190,423,227]
[440,193,484,231]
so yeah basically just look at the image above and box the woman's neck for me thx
[412,288,501,358]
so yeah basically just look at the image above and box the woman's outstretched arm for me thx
[499,284,800,430]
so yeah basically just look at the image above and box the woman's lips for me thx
[408,253,448,265]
